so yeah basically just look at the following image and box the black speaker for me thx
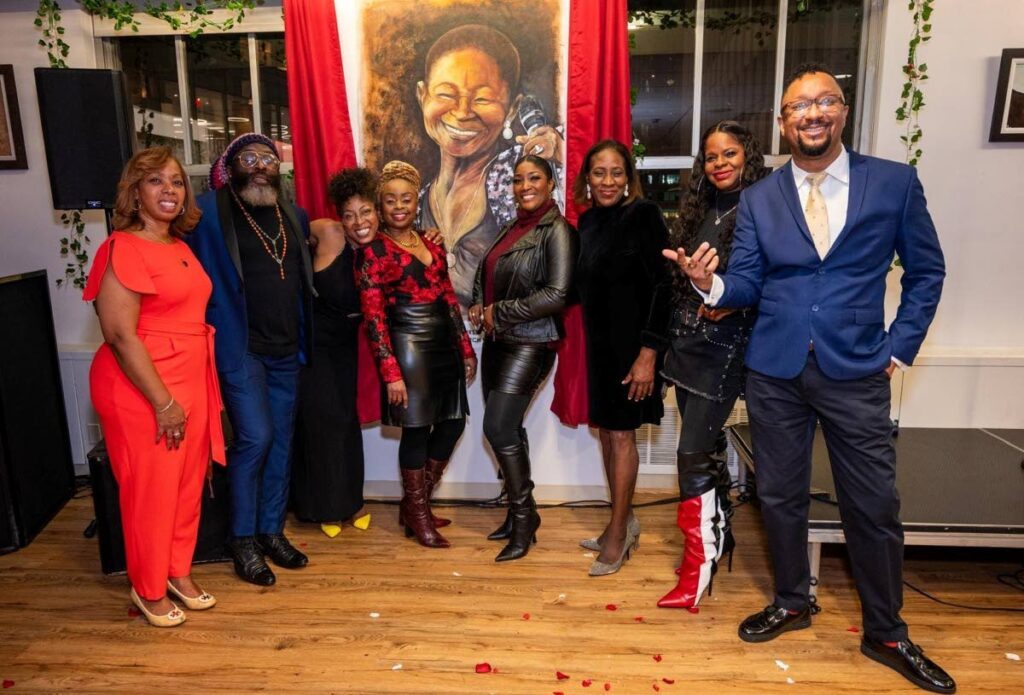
[34,68,136,210]
[87,441,232,575]
[0,271,76,555]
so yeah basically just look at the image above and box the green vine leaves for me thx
[896,0,933,167]
[57,211,90,290]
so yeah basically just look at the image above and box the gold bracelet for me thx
[156,397,175,414]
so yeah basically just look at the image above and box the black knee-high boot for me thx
[487,427,529,542]
[493,439,539,562]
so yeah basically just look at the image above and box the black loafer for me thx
[229,536,276,586]
[738,605,811,643]
[257,533,309,569]
[861,636,956,693]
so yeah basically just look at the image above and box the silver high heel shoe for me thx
[588,522,640,576]
[579,511,640,551]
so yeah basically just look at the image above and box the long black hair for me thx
[671,121,770,258]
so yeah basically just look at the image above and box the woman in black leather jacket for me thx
[468,155,578,562]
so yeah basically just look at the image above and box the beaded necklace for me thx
[231,189,288,279]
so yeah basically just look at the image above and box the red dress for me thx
[84,232,225,601]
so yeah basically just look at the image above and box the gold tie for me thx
[804,172,830,259]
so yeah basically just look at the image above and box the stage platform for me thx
[728,425,1024,595]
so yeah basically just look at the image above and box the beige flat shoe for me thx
[130,587,186,627]
[166,580,216,611]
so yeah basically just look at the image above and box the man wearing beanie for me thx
[188,134,314,586]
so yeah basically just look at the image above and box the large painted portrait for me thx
[362,0,564,305]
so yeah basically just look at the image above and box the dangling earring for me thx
[133,198,140,212]
[624,183,630,198]
[178,206,185,217]
[586,183,591,200]
[503,95,522,140]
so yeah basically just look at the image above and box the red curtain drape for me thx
[285,0,381,423]
[551,0,633,426]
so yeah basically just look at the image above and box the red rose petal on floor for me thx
[653,654,663,662]
[556,671,571,680]
[128,607,141,617]
[605,604,618,611]
[663,678,675,684]
[523,613,531,620]
[299,542,308,548]
[475,663,492,674]
[604,684,611,692]
[687,606,700,614]
[582,679,593,687]
[2,680,14,689]
[847,626,861,633]
[554,692,565,695]
[653,684,661,692]
[634,616,645,622]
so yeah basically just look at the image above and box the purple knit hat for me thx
[209,133,281,190]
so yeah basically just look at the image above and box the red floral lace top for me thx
[355,232,474,384]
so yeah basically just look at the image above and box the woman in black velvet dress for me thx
[292,169,376,537]
[573,139,672,576]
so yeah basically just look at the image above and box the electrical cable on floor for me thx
[902,577,1024,613]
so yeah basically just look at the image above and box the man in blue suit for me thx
[188,134,313,586]
[668,64,953,693]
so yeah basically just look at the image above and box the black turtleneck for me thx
[232,195,303,356]
[691,188,742,271]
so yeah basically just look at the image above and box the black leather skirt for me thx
[482,339,555,398]
[382,302,469,428]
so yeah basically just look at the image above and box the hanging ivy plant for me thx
[34,0,260,289]
[895,0,933,167]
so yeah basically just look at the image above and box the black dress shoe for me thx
[229,536,276,586]
[738,605,811,643]
[861,636,956,693]
[257,533,309,569]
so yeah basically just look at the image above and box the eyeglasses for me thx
[235,151,280,169]
[782,95,846,117]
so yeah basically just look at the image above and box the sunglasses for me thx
[235,151,280,169]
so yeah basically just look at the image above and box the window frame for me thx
[95,8,288,179]
[632,0,884,172]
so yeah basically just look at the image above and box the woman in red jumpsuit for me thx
[84,147,225,627]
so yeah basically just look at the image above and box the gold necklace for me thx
[231,189,288,279]
[385,228,419,248]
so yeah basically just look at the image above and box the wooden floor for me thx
[1,493,1022,694]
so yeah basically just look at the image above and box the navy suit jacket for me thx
[187,187,314,373]
[717,151,944,381]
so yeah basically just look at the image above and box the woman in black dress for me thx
[356,161,477,549]
[292,168,376,537]
[573,140,672,576]
[467,155,578,562]
[658,122,769,608]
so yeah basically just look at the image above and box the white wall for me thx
[1,1,1021,489]
[874,0,1024,428]
[0,2,105,347]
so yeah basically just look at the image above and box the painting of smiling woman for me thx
[362,0,563,305]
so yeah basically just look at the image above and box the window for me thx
[106,27,291,196]
[629,0,874,214]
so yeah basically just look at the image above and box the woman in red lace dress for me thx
[356,160,477,548]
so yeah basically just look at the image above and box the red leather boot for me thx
[658,489,719,608]
[398,458,452,528]
[399,468,450,548]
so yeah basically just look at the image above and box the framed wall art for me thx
[989,48,1024,142]
[0,64,28,170]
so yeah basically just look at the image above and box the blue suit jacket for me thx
[718,151,944,381]
[187,187,314,373]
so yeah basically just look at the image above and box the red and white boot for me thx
[658,488,728,609]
